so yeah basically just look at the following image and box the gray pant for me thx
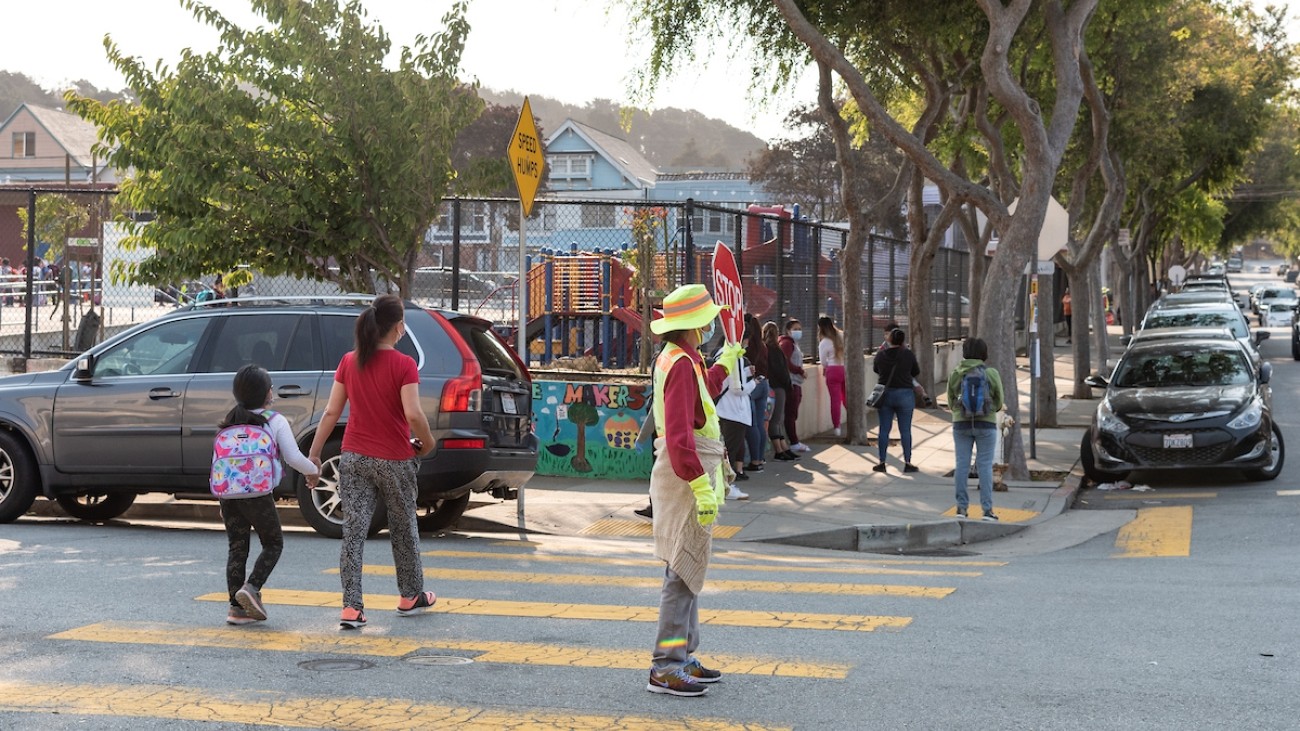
[652,566,700,670]
[338,452,424,610]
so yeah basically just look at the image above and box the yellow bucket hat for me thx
[651,283,723,335]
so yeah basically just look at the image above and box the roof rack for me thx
[189,294,379,309]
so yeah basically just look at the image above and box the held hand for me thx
[717,341,745,374]
[689,474,718,526]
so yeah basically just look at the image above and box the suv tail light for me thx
[429,310,483,413]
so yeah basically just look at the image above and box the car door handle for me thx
[148,387,180,400]
[277,386,311,397]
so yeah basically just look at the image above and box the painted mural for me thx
[533,380,654,480]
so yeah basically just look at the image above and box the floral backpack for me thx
[210,410,282,498]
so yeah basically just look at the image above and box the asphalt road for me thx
[4,267,1300,729]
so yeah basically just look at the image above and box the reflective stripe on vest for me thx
[652,342,721,441]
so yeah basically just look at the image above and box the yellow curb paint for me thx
[0,680,791,730]
[1113,506,1193,558]
[351,565,955,599]
[939,507,1040,523]
[419,549,983,578]
[580,518,742,539]
[195,590,912,632]
[49,622,849,679]
[1102,491,1217,500]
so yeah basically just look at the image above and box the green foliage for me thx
[567,401,599,427]
[64,0,482,296]
[16,194,90,262]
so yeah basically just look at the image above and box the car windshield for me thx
[1113,349,1252,388]
[1263,289,1296,300]
[1143,311,1247,338]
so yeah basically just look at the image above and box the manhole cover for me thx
[404,654,475,666]
[298,658,375,672]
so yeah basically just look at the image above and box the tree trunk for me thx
[1035,270,1058,427]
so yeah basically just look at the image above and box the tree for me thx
[17,194,90,265]
[66,0,482,297]
[566,399,599,473]
[451,102,531,197]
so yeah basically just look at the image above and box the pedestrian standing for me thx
[742,315,770,472]
[872,328,920,474]
[213,365,319,626]
[714,341,754,500]
[817,316,847,437]
[645,284,743,696]
[307,295,437,630]
[1061,288,1073,343]
[779,319,808,452]
[947,337,1005,520]
[763,321,799,461]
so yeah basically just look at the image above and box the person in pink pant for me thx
[817,316,847,437]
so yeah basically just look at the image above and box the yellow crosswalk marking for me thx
[0,680,791,730]
[581,518,743,538]
[50,622,850,679]
[1276,490,1300,496]
[939,507,1040,522]
[714,549,1007,568]
[1113,506,1193,558]
[195,589,912,632]
[420,549,983,578]
[1103,491,1217,500]
[350,565,955,599]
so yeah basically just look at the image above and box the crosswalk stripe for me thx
[419,549,984,578]
[1276,490,1300,496]
[350,565,956,599]
[1103,491,1217,500]
[196,589,912,632]
[0,680,791,730]
[1113,506,1193,558]
[50,622,850,679]
[714,549,1008,568]
[581,518,743,538]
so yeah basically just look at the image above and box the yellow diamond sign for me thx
[508,97,543,217]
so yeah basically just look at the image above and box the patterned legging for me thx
[338,452,425,610]
[220,494,283,606]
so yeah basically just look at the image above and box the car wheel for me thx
[1245,422,1285,481]
[1080,431,1128,484]
[0,430,38,523]
[54,493,137,522]
[295,439,386,539]
[417,492,471,533]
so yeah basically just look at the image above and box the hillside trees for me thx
[66,0,481,297]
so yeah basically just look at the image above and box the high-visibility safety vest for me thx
[652,341,720,442]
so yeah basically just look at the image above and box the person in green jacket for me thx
[946,338,1005,520]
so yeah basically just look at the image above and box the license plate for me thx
[1163,433,1193,449]
[500,395,517,415]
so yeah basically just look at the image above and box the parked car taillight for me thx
[428,309,483,413]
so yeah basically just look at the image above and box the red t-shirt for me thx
[335,349,421,460]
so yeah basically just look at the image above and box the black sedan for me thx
[1081,339,1283,482]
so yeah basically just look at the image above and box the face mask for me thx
[791,330,803,341]
[698,321,715,343]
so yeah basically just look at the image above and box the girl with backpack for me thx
[946,338,1005,521]
[212,365,319,626]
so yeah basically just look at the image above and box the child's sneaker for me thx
[726,484,749,500]
[226,606,259,626]
[397,591,437,616]
[235,583,267,621]
[646,666,709,696]
[339,607,367,629]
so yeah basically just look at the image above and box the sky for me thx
[0,0,817,142]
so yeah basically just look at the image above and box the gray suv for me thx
[0,297,537,537]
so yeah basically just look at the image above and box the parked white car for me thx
[1265,302,1295,328]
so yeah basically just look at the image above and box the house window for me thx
[548,154,592,180]
[691,208,736,236]
[581,204,616,228]
[11,132,34,158]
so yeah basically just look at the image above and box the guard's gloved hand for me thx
[689,473,718,526]
[716,341,745,375]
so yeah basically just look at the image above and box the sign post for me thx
[711,242,744,343]
[507,97,543,524]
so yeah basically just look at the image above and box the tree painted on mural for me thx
[566,399,599,473]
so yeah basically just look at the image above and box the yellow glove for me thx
[716,341,745,375]
[689,473,718,526]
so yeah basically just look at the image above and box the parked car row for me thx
[1083,274,1283,484]
[0,296,538,537]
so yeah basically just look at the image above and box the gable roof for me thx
[546,119,658,188]
[0,103,101,168]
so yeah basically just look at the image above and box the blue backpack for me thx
[958,365,991,419]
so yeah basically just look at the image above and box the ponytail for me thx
[354,294,405,369]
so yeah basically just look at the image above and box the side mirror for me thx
[1254,330,1271,345]
[1260,362,1272,385]
[73,354,95,382]
[1083,374,1108,389]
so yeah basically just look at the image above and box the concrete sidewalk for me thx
[469,339,1100,553]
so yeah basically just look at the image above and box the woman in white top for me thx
[817,316,847,437]
[713,344,756,500]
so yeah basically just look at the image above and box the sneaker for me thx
[746,463,765,472]
[683,657,722,684]
[982,511,999,522]
[775,452,797,461]
[903,463,919,473]
[872,462,887,473]
[397,591,437,616]
[726,485,749,501]
[834,427,842,437]
[226,606,259,626]
[955,507,968,519]
[734,472,749,481]
[646,666,709,697]
[339,607,367,629]
[235,583,267,621]
[792,443,811,453]
[634,506,654,519]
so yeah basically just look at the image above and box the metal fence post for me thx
[812,226,821,340]
[775,216,786,322]
[865,233,875,350]
[450,197,461,311]
[24,191,35,361]
[683,198,695,285]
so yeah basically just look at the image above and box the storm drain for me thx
[298,658,375,672]
[403,654,475,666]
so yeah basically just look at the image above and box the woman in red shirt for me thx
[308,295,436,630]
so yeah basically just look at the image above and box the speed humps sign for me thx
[508,97,543,217]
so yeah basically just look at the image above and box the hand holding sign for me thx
[712,242,744,343]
